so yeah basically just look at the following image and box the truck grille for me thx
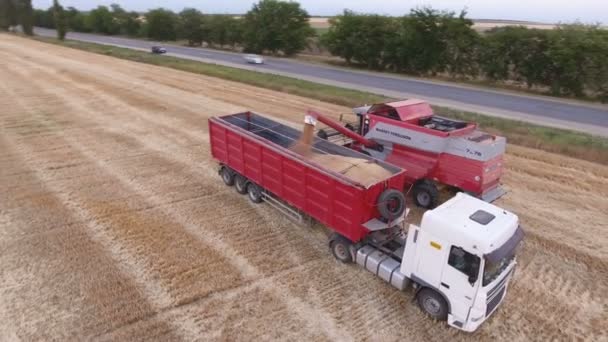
[485,269,511,317]
[486,286,505,317]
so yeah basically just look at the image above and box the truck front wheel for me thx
[412,181,439,209]
[329,234,353,263]
[417,288,448,321]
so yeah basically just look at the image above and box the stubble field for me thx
[1,35,607,341]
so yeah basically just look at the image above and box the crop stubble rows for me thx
[0,35,606,341]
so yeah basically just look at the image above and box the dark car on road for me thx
[151,46,167,54]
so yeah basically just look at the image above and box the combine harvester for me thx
[315,99,506,208]
[209,111,523,332]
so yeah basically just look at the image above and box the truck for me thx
[314,99,507,208]
[209,111,523,332]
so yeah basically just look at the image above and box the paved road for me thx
[35,28,608,136]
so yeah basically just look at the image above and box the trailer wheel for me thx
[345,123,356,131]
[417,288,448,321]
[235,175,248,194]
[377,189,406,220]
[329,234,353,263]
[221,167,235,186]
[317,129,328,140]
[247,183,263,203]
[412,181,439,209]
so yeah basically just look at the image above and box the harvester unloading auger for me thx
[307,99,507,208]
[290,112,394,187]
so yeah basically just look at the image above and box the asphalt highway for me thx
[34,28,608,136]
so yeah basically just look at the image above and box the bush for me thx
[145,8,177,41]
[242,0,314,56]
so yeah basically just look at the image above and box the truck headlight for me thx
[474,175,480,182]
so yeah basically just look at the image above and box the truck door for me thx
[411,233,446,287]
[440,246,480,320]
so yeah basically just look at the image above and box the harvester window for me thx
[448,246,480,279]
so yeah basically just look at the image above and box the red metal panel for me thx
[209,122,227,161]
[434,153,484,193]
[227,131,244,174]
[281,159,307,209]
[209,116,408,243]
[242,139,262,184]
[261,148,282,195]
[386,144,437,182]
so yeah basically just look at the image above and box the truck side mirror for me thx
[468,274,478,285]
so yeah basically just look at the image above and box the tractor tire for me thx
[417,288,449,321]
[377,189,406,220]
[235,175,248,194]
[221,167,235,186]
[329,234,353,263]
[247,183,263,203]
[412,181,439,209]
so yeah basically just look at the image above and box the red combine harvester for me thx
[313,99,506,208]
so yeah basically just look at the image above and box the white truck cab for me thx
[354,192,523,332]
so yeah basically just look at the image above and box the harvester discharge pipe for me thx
[306,110,380,150]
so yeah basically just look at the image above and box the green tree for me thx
[86,5,119,34]
[581,28,608,102]
[440,11,480,77]
[33,7,54,28]
[225,16,244,48]
[19,0,34,35]
[546,24,608,97]
[109,4,140,36]
[65,6,88,32]
[323,11,396,68]
[0,0,18,30]
[53,0,66,40]
[243,0,314,56]
[205,15,239,47]
[178,8,204,45]
[145,8,177,41]
[122,11,141,36]
[0,0,8,30]
[397,7,450,74]
[481,27,551,86]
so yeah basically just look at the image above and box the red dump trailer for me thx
[209,112,408,254]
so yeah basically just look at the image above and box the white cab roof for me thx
[421,193,519,255]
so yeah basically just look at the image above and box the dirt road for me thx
[1,34,606,341]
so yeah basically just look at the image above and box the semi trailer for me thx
[314,99,507,208]
[209,111,523,332]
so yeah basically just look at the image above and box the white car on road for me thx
[244,54,264,64]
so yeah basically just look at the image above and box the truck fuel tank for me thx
[356,245,410,291]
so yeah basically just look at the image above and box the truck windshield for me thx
[483,253,514,286]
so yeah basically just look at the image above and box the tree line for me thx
[29,0,314,56]
[323,8,608,100]
[3,1,606,100]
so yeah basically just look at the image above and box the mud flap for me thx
[481,185,507,203]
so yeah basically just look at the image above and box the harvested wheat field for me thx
[1,34,607,341]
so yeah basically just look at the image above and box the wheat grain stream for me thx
[0,34,606,341]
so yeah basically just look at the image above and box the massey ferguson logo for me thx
[376,127,411,140]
